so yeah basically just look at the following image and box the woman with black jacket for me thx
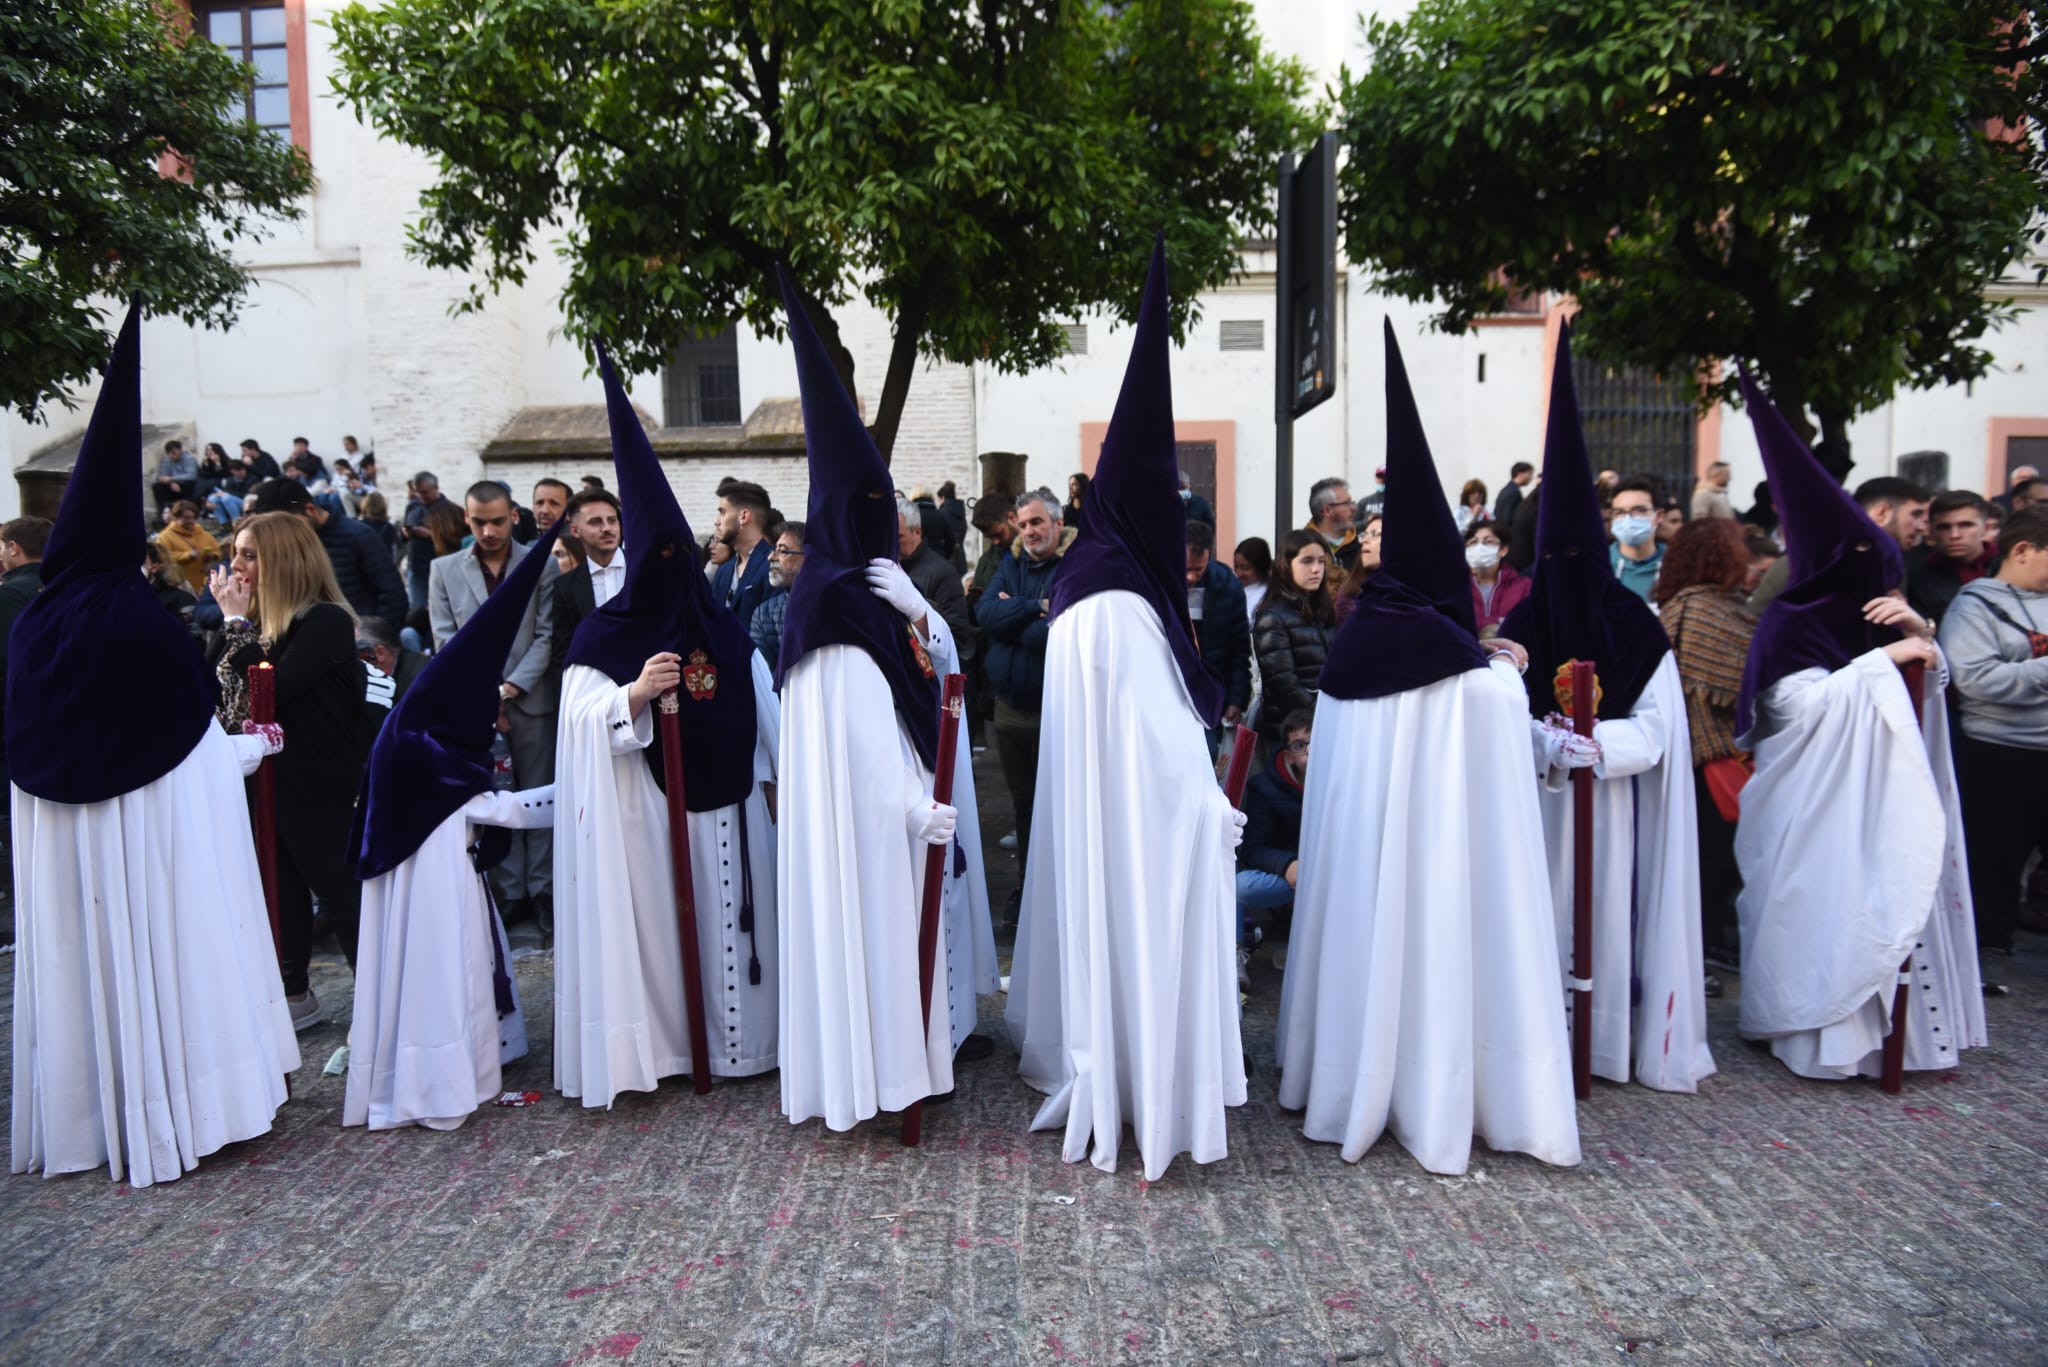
[208,512,372,1032]
[1253,529,1337,744]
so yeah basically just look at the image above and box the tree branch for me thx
[868,272,939,463]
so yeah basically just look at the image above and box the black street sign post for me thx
[1274,131,1338,541]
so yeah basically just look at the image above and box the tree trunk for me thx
[868,288,933,465]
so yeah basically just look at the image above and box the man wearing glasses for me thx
[1607,477,1667,602]
[750,521,805,666]
[1304,477,1362,576]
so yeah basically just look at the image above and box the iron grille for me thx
[663,328,742,427]
[1570,356,1698,504]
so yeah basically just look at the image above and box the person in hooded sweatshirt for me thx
[343,517,566,1131]
[552,347,782,1106]
[1732,374,1984,1082]
[1274,321,1579,1176]
[1498,324,1714,1094]
[774,266,998,1134]
[1005,240,1249,1182]
[9,306,298,1187]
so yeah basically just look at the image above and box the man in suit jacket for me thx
[546,489,625,684]
[429,481,560,926]
[709,479,774,633]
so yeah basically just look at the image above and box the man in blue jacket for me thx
[973,489,1064,892]
[1237,707,1308,987]
[1184,520,1252,754]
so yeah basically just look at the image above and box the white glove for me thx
[228,722,284,777]
[907,799,958,847]
[1540,720,1602,771]
[865,558,931,624]
[1225,806,1247,852]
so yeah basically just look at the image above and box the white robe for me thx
[1006,591,1247,1182]
[1531,655,1714,1091]
[10,721,300,1187]
[1735,649,1985,1079]
[344,787,553,1131]
[1276,660,1580,1175]
[778,608,991,1130]
[553,655,781,1107]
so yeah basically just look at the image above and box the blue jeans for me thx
[1236,868,1294,946]
[208,491,245,522]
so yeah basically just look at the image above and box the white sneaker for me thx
[998,831,1018,850]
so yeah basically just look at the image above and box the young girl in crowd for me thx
[1254,529,1337,746]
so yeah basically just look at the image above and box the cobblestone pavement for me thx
[2,753,2044,1365]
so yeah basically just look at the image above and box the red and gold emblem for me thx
[907,625,936,679]
[683,649,718,700]
[1552,659,1602,717]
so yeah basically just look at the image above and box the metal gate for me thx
[1570,357,1698,504]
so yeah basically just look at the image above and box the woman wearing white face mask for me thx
[1464,522,1530,637]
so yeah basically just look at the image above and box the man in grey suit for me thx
[430,480,560,931]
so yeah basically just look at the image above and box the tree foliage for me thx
[1337,0,2047,462]
[0,0,313,423]
[329,0,1310,458]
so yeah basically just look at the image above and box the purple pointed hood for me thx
[1499,322,1670,720]
[1319,320,1489,700]
[1045,235,1225,726]
[563,342,759,811]
[772,265,940,768]
[352,514,566,877]
[7,302,218,802]
[1735,370,1903,737]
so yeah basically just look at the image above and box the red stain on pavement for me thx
[562,1333,642,1364]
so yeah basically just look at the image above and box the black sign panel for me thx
[1281,133,1338,420]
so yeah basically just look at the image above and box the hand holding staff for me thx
[657,687,713,1096]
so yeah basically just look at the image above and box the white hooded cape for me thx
[553,653,781,1107]
[1005,591,1247,1182]
[11,721,300,1187]
[777,610,991,1131]
[1276,660,1580,1175]
[1532,654,1714,1091]
[344,787,553,1131]
[1735,649,1985,1079]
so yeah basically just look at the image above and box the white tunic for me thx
[778,609,993,1129]
[553,655,781,1107]
[344,787,554,1131]
[1006,591,1247,1182]
[1276,661,1580,1175]
[1735,649,1985,1079]
[10,721,300,1187]
[1531,655,1715,1091]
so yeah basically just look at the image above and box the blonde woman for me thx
[207,512,373,1031]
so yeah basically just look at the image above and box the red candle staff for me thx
[1222,723,1259,809]
[902,673,968,1148]
[1569,659,1597,1102]
[248,662,289,1096]
[657,689,713,1096]
[1880,660,1928,1094]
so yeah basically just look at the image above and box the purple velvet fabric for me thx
[1734,371,1903,737]
[1499,322,1670,721]
[7,304,217,804]
[352,516,565,878]
[770,265,941,770]
[562,344,760,812]
[1319,320,1490,701]
[1045,236,1225,727]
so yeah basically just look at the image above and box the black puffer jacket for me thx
[1254,589,1335,741]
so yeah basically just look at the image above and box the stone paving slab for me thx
[2,934,2043,1366]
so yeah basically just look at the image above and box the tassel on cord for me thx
[739,814,762,985]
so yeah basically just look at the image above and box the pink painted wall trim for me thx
[1079,419,1238,555]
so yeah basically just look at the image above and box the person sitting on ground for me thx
[1236,708,1309,990]
[152,440,199,525]
[155,500,221,593]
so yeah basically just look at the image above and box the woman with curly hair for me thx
[1654,517,1757,971]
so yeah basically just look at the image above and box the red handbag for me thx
[1702,754,1753,824]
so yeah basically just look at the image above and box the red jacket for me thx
[1471,563,1532,634]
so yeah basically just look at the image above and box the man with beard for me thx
[750,520,804,667]
[711,479,774,633]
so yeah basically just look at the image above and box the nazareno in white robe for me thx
[11,721,300,1187]
[1006,590,1247,1182]
[1530,654,1714,1091]
[344,786,553,1131]
[1735,648,1985,1079]
[1276,659,1580,1175]
[777,611,987,1130]
[553,652,781,1107]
